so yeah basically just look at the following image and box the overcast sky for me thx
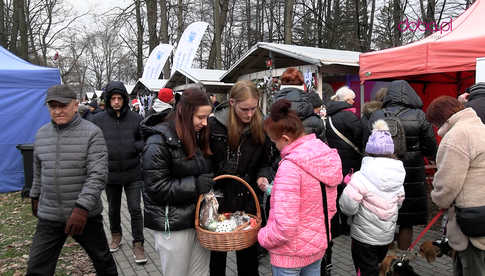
[64,0,132,30]
[65,0,131,14]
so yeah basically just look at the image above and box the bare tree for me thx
[9,0,19,55]
[57,33,89,91]
[177,0,184,41]
[0,0,6,47]
[135,0,144,78]
[284,0,295,43]
[146,0,159,52]
[207,0,229,69]
[159,0,170,78]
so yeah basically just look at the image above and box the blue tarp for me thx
[0,46,61,193]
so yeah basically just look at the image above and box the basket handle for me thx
[195,174,262,228]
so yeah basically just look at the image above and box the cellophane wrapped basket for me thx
[195,174,262,252]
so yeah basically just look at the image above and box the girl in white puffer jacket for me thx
[339,120,406,276]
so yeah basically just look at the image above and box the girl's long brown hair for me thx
[228,80,265,150]
[171,88,212,159]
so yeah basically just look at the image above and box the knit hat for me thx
[365,120,394,155]
[158,88,174,103]
[131,98,140,107]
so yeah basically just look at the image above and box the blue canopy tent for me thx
[0,46,61,193]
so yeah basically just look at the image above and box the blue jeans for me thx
[27,215,117,275]
[272,259,322,276]
[105,181,144,243]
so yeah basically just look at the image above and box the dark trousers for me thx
[210,243,259,276]
[351,238,389,276]
[27,215,118,276]
[105,181,144,243]
[320,241,333,276]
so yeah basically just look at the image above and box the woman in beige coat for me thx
[426,96,485,275]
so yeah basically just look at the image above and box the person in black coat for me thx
[367,80,437,250]
[324,86,363,259]
[326,86,363,175]
[209,80,272,276]
[274,67,326,142]
[142,88,213,276]
[91,81,146,263]
[84,99,103,121]
[459,82,485,124]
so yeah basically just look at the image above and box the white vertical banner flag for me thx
[171,21,209,76]
[94,90,103,98]
[304,71,313,90]
[142,44,174,80]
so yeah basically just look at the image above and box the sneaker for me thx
[133,242,147,264]
[109,233,122,252]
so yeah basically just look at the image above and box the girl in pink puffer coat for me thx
[258,99,342,275]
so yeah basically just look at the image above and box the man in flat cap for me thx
[27,84,117,275]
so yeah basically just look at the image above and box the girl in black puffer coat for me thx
[142,88,214,276]
[367,80,437,250]
[209,80,272,276]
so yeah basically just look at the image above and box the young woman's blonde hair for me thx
[228,80,265,150]
[330,86,355,102]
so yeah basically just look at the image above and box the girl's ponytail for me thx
[264,99,304,139]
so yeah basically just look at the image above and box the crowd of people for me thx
[25,67,485,276]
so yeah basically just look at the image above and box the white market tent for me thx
[125,84,136,95]
[165,68,233,94]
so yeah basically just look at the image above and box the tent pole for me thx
[317,67,323,98]
[360,82,365,118]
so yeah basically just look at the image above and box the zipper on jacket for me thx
[116,118,122,173]
[163,205,171,239]
[54,126,65,220]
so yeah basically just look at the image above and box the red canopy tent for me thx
[359,0,485,109]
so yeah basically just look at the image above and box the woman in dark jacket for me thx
[274,67,326,141]
[368,80,437,250]
[209,80,271,276]
[142,88,214,276]
[324,86,363,271]
[326,86,363,175]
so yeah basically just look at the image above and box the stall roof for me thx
[165,68,232,93]
[165,68,226,87]
[221,42,361,82]
[133,78,168,94]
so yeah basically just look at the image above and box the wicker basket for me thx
[195,174,262,252]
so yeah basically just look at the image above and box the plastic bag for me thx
[232,211,250,226]
[199,191,220,231]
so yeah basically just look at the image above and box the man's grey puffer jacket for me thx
[30,113,108,222]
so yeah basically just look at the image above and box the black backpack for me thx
[383,108,407,159]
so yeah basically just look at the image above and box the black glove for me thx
[196,173,215,194]
[31,198,39,217]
